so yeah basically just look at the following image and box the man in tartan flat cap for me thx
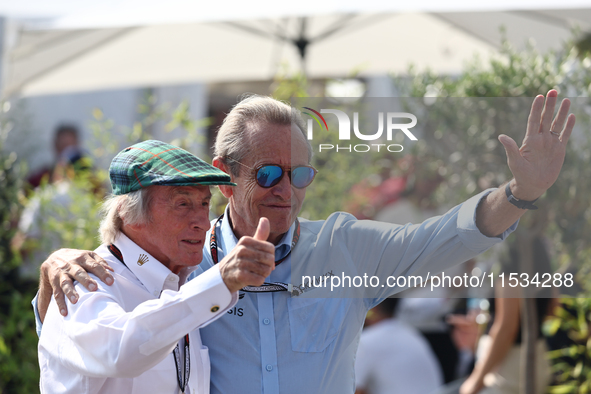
[38,140,275,394]
[37,90,575,394]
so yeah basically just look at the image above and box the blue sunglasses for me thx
[227,157,317,189]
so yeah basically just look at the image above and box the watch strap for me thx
[505,183,538,210]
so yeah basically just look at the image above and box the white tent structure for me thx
[1,1,591,98]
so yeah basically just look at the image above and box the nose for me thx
[190,208,211,232]
[270,170,292,200]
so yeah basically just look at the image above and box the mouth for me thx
[181,239,203,246]
[263,203,293,209]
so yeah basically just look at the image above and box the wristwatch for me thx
[505,183,538,210]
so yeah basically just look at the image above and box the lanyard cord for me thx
[107,244,190,393]
[173,334,190,394]
[209,214,300,293]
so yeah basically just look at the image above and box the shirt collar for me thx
[221,205,295,254]
[113,233,182,296]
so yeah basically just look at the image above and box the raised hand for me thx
[498,89,576,201]
[218,217,275,293]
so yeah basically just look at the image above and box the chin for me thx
[270,219,293,236]
[183,253,203,266]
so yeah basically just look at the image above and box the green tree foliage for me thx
[0,105,39,393]
[545,298,591,393]
[0,93,208,393]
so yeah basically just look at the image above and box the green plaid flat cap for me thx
[110,140,235,195]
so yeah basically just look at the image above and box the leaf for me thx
[92,108,103,120]
[0,337,8,356]
[546,317,563,336]
[548,384,578,393]
[574,361,583,378]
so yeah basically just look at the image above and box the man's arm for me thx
[41,264,235,378]
[475,90,575,237]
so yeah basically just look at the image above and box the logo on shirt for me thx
[137,254,149,266]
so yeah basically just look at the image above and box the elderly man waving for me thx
[38,140,274,393]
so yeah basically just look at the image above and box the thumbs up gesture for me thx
[218,218,276,293]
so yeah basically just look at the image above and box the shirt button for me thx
[263,318,270,325]
[210,305,220,313]
[153,291,159,297]
[266,364,273,371]
[167,276,176,282]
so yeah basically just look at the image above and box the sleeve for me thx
[362,189,516,302]
[31,292,43,337]
[292,188,518,303]
[361,189,516,303]
[39,265,237,378]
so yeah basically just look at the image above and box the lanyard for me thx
[107,243,190,393]
[173,334,190,394]
[209,213,300,293]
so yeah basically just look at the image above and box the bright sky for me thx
[1,0,590,29]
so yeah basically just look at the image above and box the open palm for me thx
[499,90,575,201]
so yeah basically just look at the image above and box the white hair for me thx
[213,94,311,176]
[99,188,153,244]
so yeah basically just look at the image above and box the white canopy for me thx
[1,1,590,98]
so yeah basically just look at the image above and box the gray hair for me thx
[99,188,154,244]
[213,95,312,177]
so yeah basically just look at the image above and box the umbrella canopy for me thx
[4,13,499,97]
[1,2,590,98]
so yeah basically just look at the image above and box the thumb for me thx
[253,217,270,241]
[498,134,521,163]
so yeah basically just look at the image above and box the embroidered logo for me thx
[137,254,149,266]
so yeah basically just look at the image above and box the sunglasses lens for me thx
[292,166,316,188]
[257,165,284,187]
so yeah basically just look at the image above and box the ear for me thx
[121,219,145,240]
[213,157,234,199]
[125,222,144,232]
[119,199,147,235]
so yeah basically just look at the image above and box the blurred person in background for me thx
[355,297,443,394]
[456,237,555,394]
[14,125,97,279]
[27,124,88,187]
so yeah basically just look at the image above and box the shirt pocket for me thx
[287,296,348,353]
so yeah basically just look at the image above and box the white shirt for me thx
[355,319,443,394]
[38,233,237,394]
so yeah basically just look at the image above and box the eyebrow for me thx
[169,187,212,200]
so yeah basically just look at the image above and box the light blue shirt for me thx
[190,188,518,394]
